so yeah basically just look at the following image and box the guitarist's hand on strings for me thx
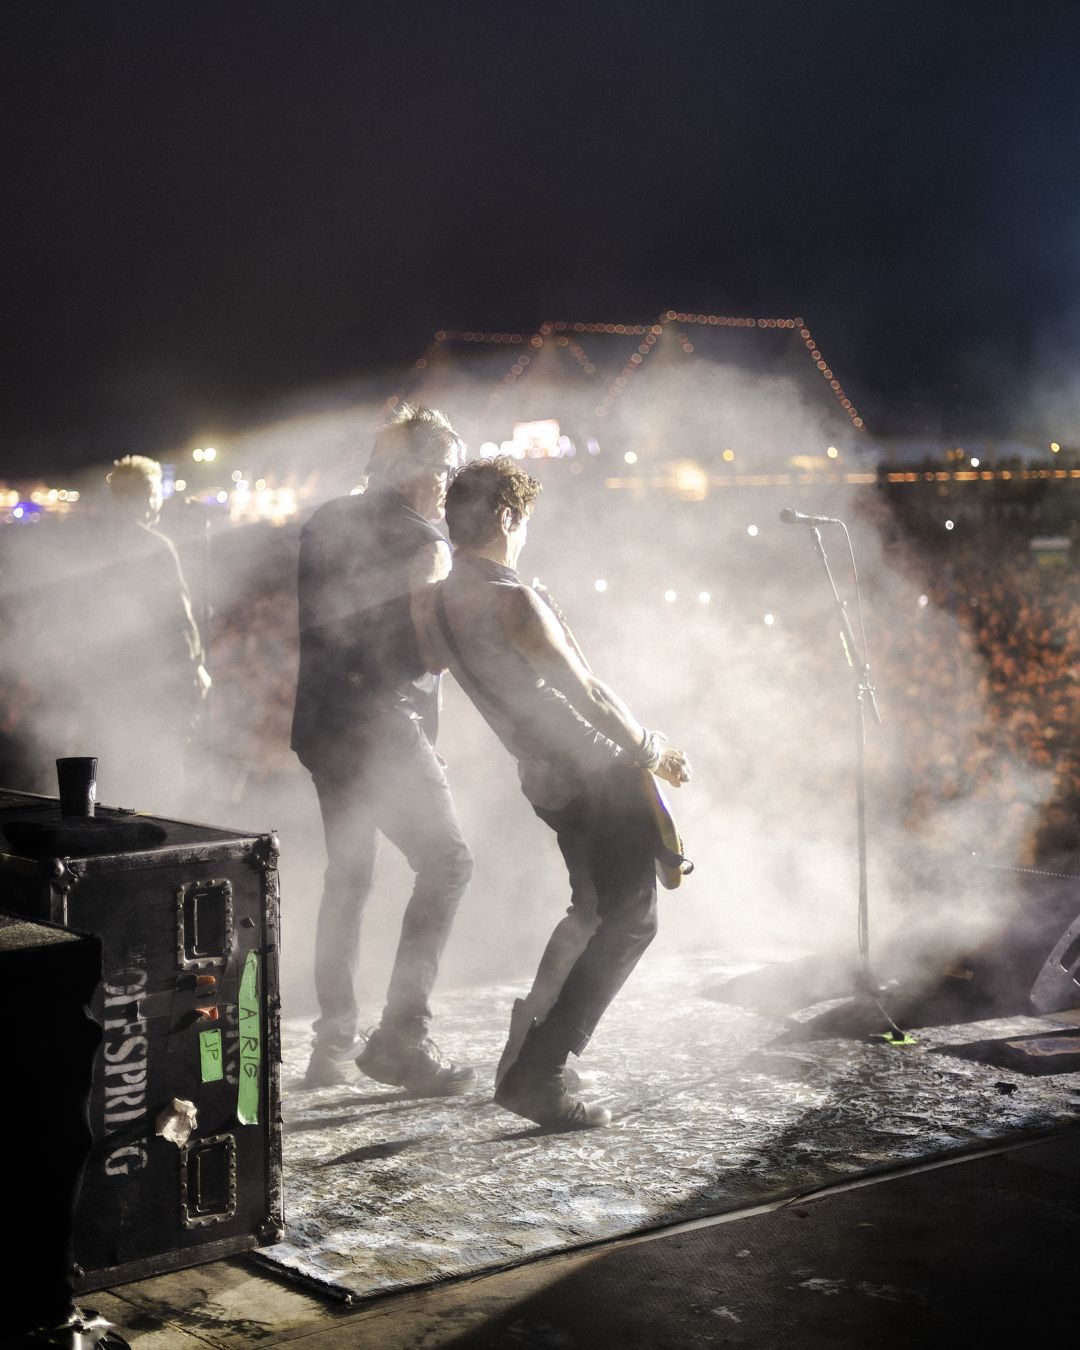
[655,746,691,787]
[636,728,691,787]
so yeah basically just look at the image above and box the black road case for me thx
[0,788,284,1291]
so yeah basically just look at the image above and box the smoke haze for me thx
[0,354,1060,1033]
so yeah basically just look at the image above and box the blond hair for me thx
[366,404,462,490]
[108,454,162,502]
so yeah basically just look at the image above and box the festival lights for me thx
[414,309,863,431]
[672,462,709,501]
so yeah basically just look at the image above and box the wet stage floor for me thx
[257,952,1080,1302]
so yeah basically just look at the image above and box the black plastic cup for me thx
[56,757,98,819]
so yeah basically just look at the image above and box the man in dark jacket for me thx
[292,405,475,1091]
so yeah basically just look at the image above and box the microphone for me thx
[779,507,844,526]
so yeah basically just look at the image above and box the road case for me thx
[0,788,284,1291]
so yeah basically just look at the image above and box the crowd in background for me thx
[873,532,1080,858]
[1,485,1078,863]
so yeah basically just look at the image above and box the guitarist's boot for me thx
[494,1023,610,1131]
[495,998,593,1093]
[494,999,531,1092]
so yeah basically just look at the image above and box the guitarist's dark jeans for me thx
[527,762,659,1060]
[306,709,473,1050]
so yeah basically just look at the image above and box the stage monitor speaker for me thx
[974,859,1080,1016]
[0,910,101,1337]
[1029,912,1080,1013]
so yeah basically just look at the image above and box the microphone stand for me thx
[803,523,909,1043]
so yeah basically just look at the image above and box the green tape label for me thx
[199,1028,224,1082]
[237,950,261,1124]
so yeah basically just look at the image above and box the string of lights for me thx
[663,312,863,428]
[595,324,665,418]
[405,311,865,430]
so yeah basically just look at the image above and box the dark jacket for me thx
[290,489,443,768]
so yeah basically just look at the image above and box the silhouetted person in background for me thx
[89,455,210,810]
[291,404,475,1093]
[8,454,209,813]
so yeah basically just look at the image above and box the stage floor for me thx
[258,952,1080,1302]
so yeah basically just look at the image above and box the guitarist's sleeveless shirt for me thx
[438,554,622,809]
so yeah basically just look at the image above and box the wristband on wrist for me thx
[636,728,664,771]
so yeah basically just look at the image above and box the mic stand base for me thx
[783,966,917,1045]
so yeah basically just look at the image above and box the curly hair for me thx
[366,403,463,489]
[444,456,543,549]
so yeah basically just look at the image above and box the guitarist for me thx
[425,456,691,1131]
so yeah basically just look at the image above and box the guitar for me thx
[640,768,693,890]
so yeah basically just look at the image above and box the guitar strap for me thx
[434,585,692,886]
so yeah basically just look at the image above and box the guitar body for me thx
[639,768,693,890]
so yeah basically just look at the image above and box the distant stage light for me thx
[747,524,759,537]
[624,451,638,464]
[216,490,228,504]
[1051,442,1061,453]
[193,448,205,462]
[255,478,267,490]
[945,520,955,530]
[918,594,929,607]
[672,461,708,501]
[174,479,186,492]
[231,470,243,481]
[763,613,775,625]
[594,579,608,592]
[513,419,561,458]
[204,447,218,462]
[12,506,24,519]
[698,591,711,604]
[664,589,677,603]
[970,457,980,467]
[826,446,839,459]
[722,449,735,462]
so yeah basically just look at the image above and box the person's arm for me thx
[409,539,453,673]
[501,585,690,787]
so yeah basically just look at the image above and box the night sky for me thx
[4,3,1079,474]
